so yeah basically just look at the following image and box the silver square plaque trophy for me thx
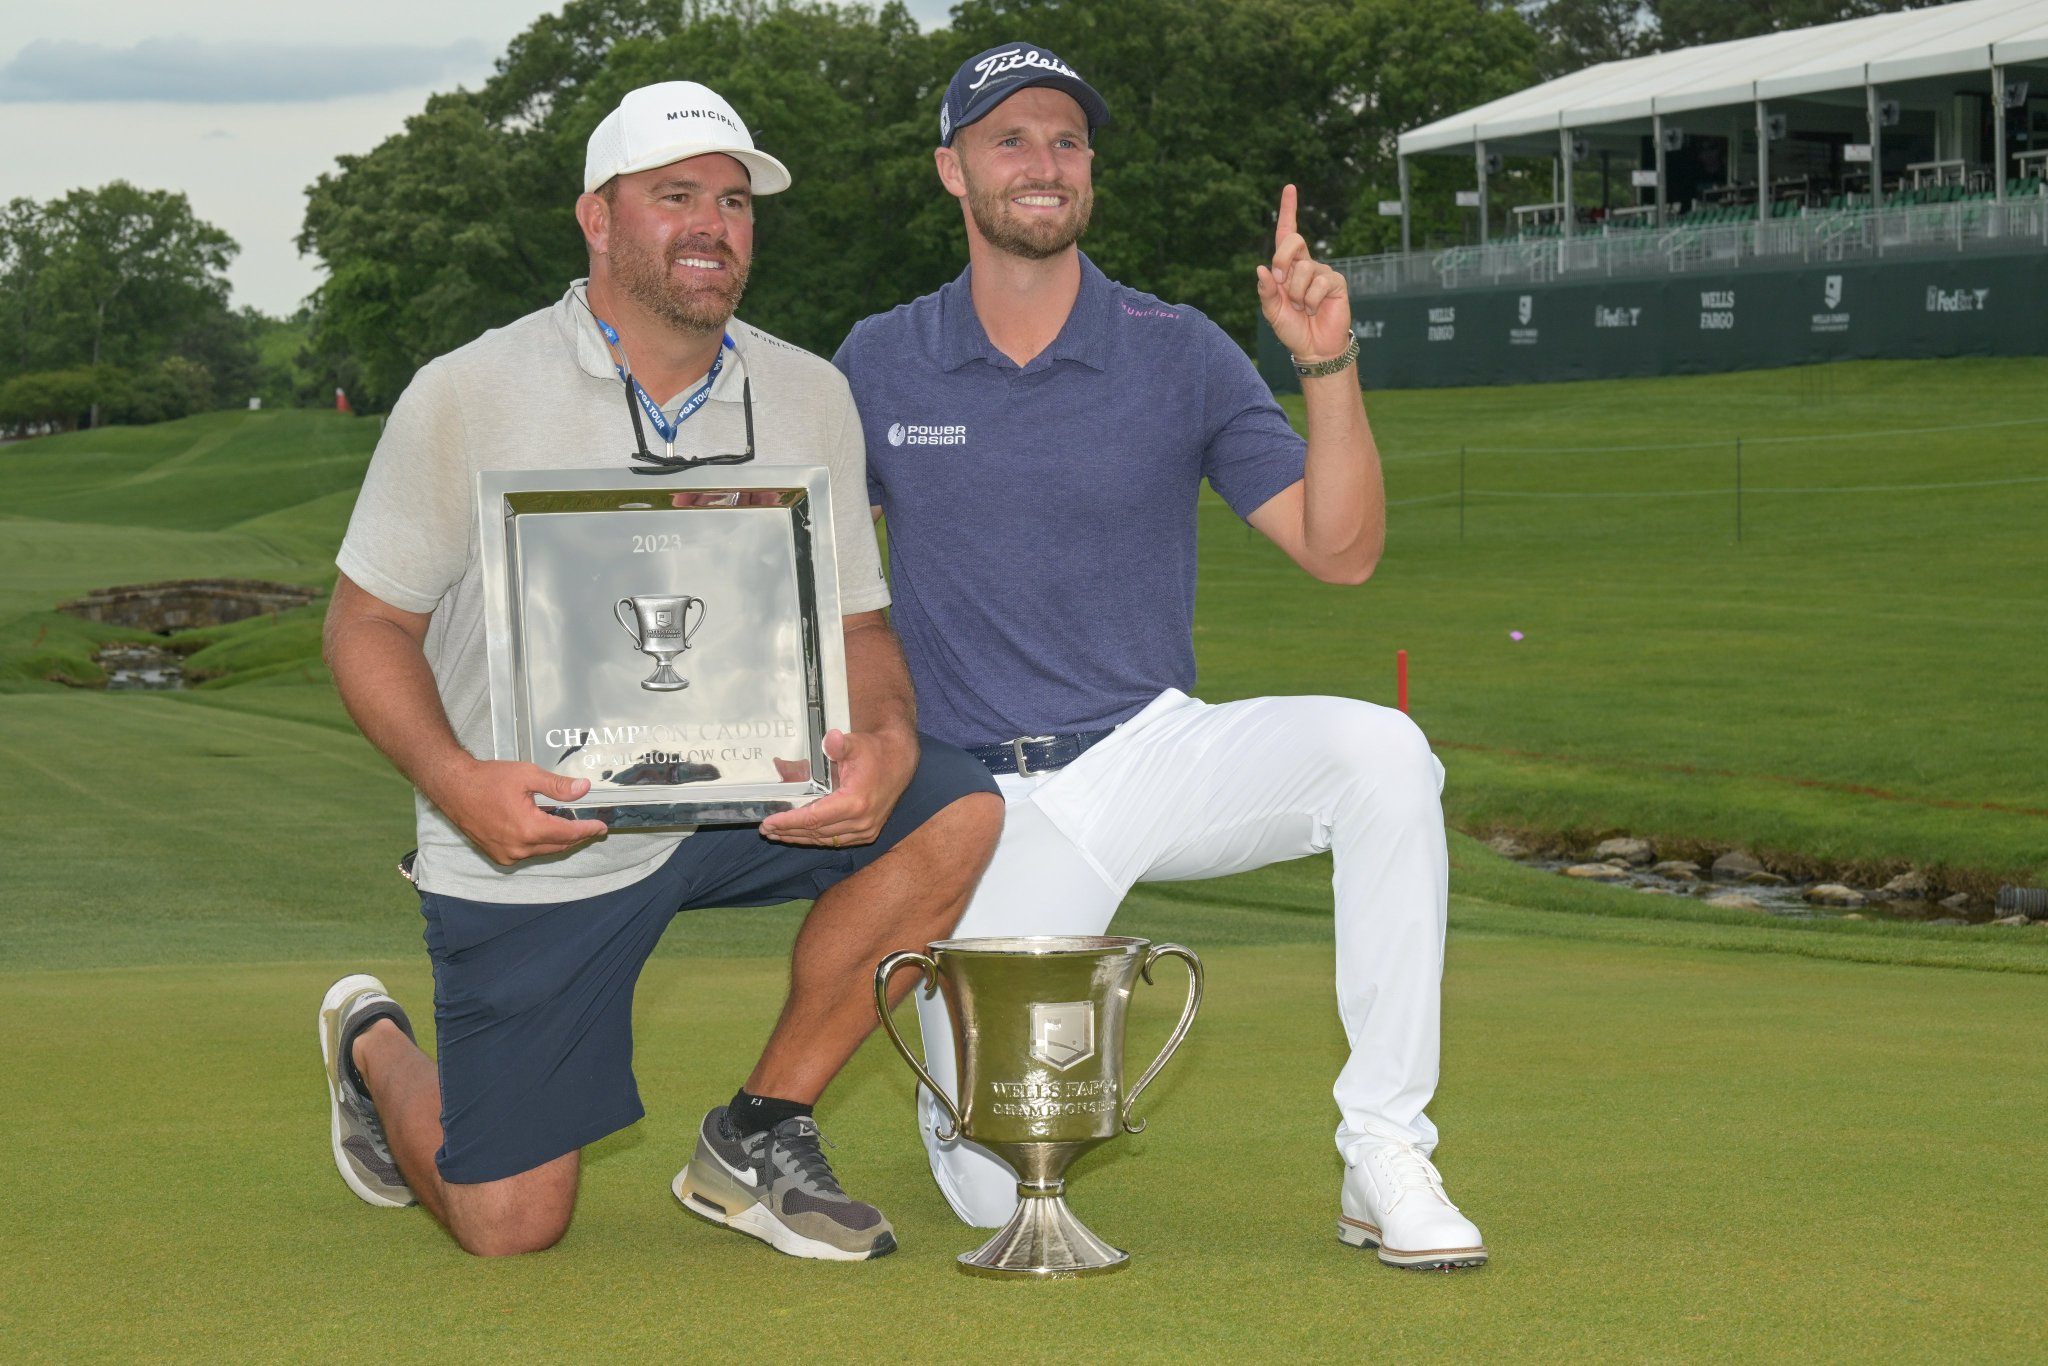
[478,467,850,829]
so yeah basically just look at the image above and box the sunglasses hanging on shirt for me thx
[586,303,757,476]
[624,372,754,477]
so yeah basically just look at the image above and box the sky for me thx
[0,1,954,317]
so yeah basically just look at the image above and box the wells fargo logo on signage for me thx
[1510,295,1538,347]
[1811,274,1850,334]
[1698,289,1735,330]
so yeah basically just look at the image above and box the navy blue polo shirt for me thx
[833,254,1305,748]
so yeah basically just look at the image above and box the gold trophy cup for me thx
[874,935,1202,1276]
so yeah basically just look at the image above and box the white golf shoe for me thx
[1339,1142,1488,1270]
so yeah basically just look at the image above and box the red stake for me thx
[1397,649,1409,713]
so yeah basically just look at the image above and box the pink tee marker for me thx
[1509,630,1524,642]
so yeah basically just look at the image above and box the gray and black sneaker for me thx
[672,1106,897,1260]
[317,973,417,1209]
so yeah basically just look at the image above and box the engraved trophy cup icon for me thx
[614,594,707,692]
[874,936,1203,1276]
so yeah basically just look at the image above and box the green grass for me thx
[3,366,2047,1359]
[7,938,2046,1360]
[4,369,2045,880]
[1259,357,2048,886]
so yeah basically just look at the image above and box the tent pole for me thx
[1398,153,1413,254]
[1993,64,2008,204]
[1559,126,1574,238]
[1653,111,1668,226]
[1756,98,1770,227]
[1476,139,1489,245]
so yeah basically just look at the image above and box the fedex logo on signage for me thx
[1925,287,1990,312]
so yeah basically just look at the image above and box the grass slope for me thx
[4,684,2039,978]
[1261,357,2048,883]
[3,370,2043,877]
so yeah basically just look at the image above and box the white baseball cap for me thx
[583,81,792,195]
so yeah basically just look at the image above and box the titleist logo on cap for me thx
[967,46,1082,91]
[667,107,741,131]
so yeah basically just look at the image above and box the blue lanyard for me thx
[594,315,733,457]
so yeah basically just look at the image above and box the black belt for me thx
[965,728,1115,777]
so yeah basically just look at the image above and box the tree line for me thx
[296,0,1548,411]
[2,0,1945,429]
[0,184,324,434]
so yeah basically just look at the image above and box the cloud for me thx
[0,36,492,103]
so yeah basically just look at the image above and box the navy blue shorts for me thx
[417,736,995,1184]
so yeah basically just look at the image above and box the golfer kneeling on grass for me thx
[317,80,1001,1260]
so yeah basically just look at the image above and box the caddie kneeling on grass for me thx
[318,81,1001,1260]
[834,43,1485,1269]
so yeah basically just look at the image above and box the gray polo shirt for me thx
[338,282,889,902]
[834,255,1304,748]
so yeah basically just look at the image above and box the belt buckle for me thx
[1010,734,1057,777]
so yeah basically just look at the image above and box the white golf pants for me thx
[913,688,1450,1228]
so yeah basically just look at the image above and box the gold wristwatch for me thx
[1291,336,1361,378]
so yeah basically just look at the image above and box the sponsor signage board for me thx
[1255,254,2048,392]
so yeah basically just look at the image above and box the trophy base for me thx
[638,665,689,692]
[957,1185,1128,1278]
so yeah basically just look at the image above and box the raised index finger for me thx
[1275,183,1299,253]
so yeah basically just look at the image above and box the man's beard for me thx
[962,167,1092,261]
[611,232,750,335]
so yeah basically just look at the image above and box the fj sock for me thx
[727,1089,813,1137]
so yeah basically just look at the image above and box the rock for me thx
[1592,837,1655,866]
[1881,870,1929,899]
[1742,871,1790,887]
[1564,863,1631,882]
[1841,913,1865,921]
[1711,850,1765,882]
[1927,917,1968,926]
[1705,893,1766,911]
[1939,892,1971,911]
[56,578,318,632]
[1486,835,1530,860]
[1637,886,1679,896]
[1804,883,1866,908]
[1863,888,1893,903]
[1652,860,1701,880]
[1990,914,2032,927]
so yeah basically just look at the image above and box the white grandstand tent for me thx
[1392,0,2048,250]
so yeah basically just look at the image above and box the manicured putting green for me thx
[6,936,2044,1359]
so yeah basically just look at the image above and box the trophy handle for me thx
[680,596,708,647]
[1121,943,1204,1135]
[613,597,642,648]
[873,951,962,1141]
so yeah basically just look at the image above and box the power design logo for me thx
[887,422,967,447]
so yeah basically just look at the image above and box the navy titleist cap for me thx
[939,42,1111,147]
